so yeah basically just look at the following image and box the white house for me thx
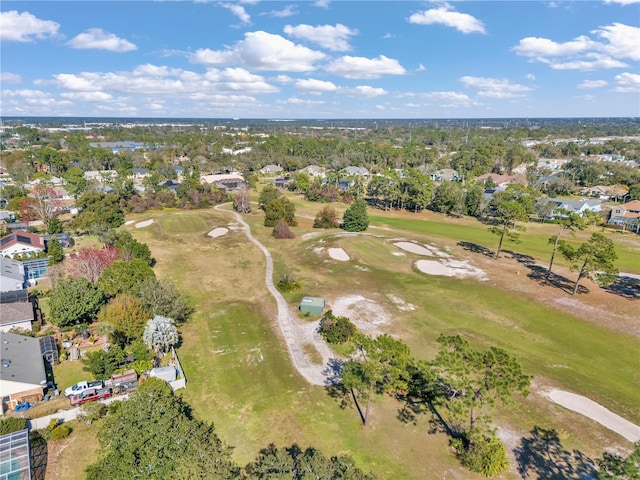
[299,165,326,178]
[546,198,602,217]
[0,232,45,257]
[343,166,370,177]
[259,164,283,175]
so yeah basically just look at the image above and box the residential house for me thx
[84,170,118,182]
[429,169,461,182]
[274,177,291,189]
[131,167,150,180]
[42,233,74,249]
[580,185,613,200]
[299,165,326,178]
[342,166,370,177]
[545,198,602,218]
[0,257,26,292]
[537,158,571,171]
[0,332,47,409]
[475,173,525,187]
[0,232,45,257]
[608,200,640,230]
[201,173,248,191]
[0,300,34,333]
[259,164,283,175]
[89,141,147,153]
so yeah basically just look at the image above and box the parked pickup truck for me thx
[64,380,104,398]
[69,387,112,407]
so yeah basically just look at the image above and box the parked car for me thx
[64,380,104,398]
[69,387,112,407]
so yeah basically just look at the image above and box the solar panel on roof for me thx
[16,234,32,244]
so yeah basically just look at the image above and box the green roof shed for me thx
[299,296,325,315]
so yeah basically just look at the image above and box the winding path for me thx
[215,205,333,386]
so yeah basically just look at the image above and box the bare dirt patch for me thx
[329,295,390,335]
[328,247,349,261]
[208,227,229,238]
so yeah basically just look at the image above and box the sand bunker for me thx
[416,259,486,280]
[547,389,640,442]
[328,247,349,261]
[394,242,433,256]
[124,220,135,226]
[208,227,229,238]
[135,219,154,228]
[415,260,456,277]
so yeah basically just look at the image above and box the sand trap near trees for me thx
[547,389,640,442]
[135,219,154,228]
[328,247,349,261]
[124,220,135,226]
[208,227,229,238]
[415,259,486,280]
[394,242,433,256]
[330,295,390,335]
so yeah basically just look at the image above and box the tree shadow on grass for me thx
[457,241,494,258]
[602,275,640,300]
[506,251,589,295]
[514,426,597,479]
[30,431,48,480]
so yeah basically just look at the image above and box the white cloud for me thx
[593,23,640,61]
[324,55,406,79]
[408,5,486,34]
[220,3,251,24]
[295,78,338,94]
[460,76,533,98]
[284,23,357,51]
[342,86,388,98]
[48,64,278,97]
[273,75,294,84]
[263,5,298,18]
[192,31,326,71]
[0,10,60,42]
[604,0,640,4]
[578,79,607,89]
[61,91,114,102]
[525,73,536,80]
[0,72,22,84]
[416,64,426,72]
[614,72,640,92]
[513,22,639,70]
[280,97,325,105]
[513,35,595,58]
[314,0,330,8]
[67,28,137,52]
[549,55,628,71]
[2,89,70,107]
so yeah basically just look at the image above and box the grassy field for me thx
[51,202,639,479]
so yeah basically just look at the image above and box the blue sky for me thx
[1,1,639,119]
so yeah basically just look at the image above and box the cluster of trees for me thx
[334,331,530,477]
[45,230,190,372]
[86,378,375,479]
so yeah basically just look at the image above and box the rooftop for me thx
[0,332,47,388]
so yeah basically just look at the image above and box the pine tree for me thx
[47,237,65,265]
[341,198,369,232]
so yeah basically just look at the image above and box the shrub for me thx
[313,205,339,229]
[0,417,28,435]
[452,435,509,477]
[273,218,295,239]
[277,274,300,293]
[50,424,72,440]
[319,310,357,344]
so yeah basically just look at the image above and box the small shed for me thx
[150,366,177,383]
[299,296,325,316]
